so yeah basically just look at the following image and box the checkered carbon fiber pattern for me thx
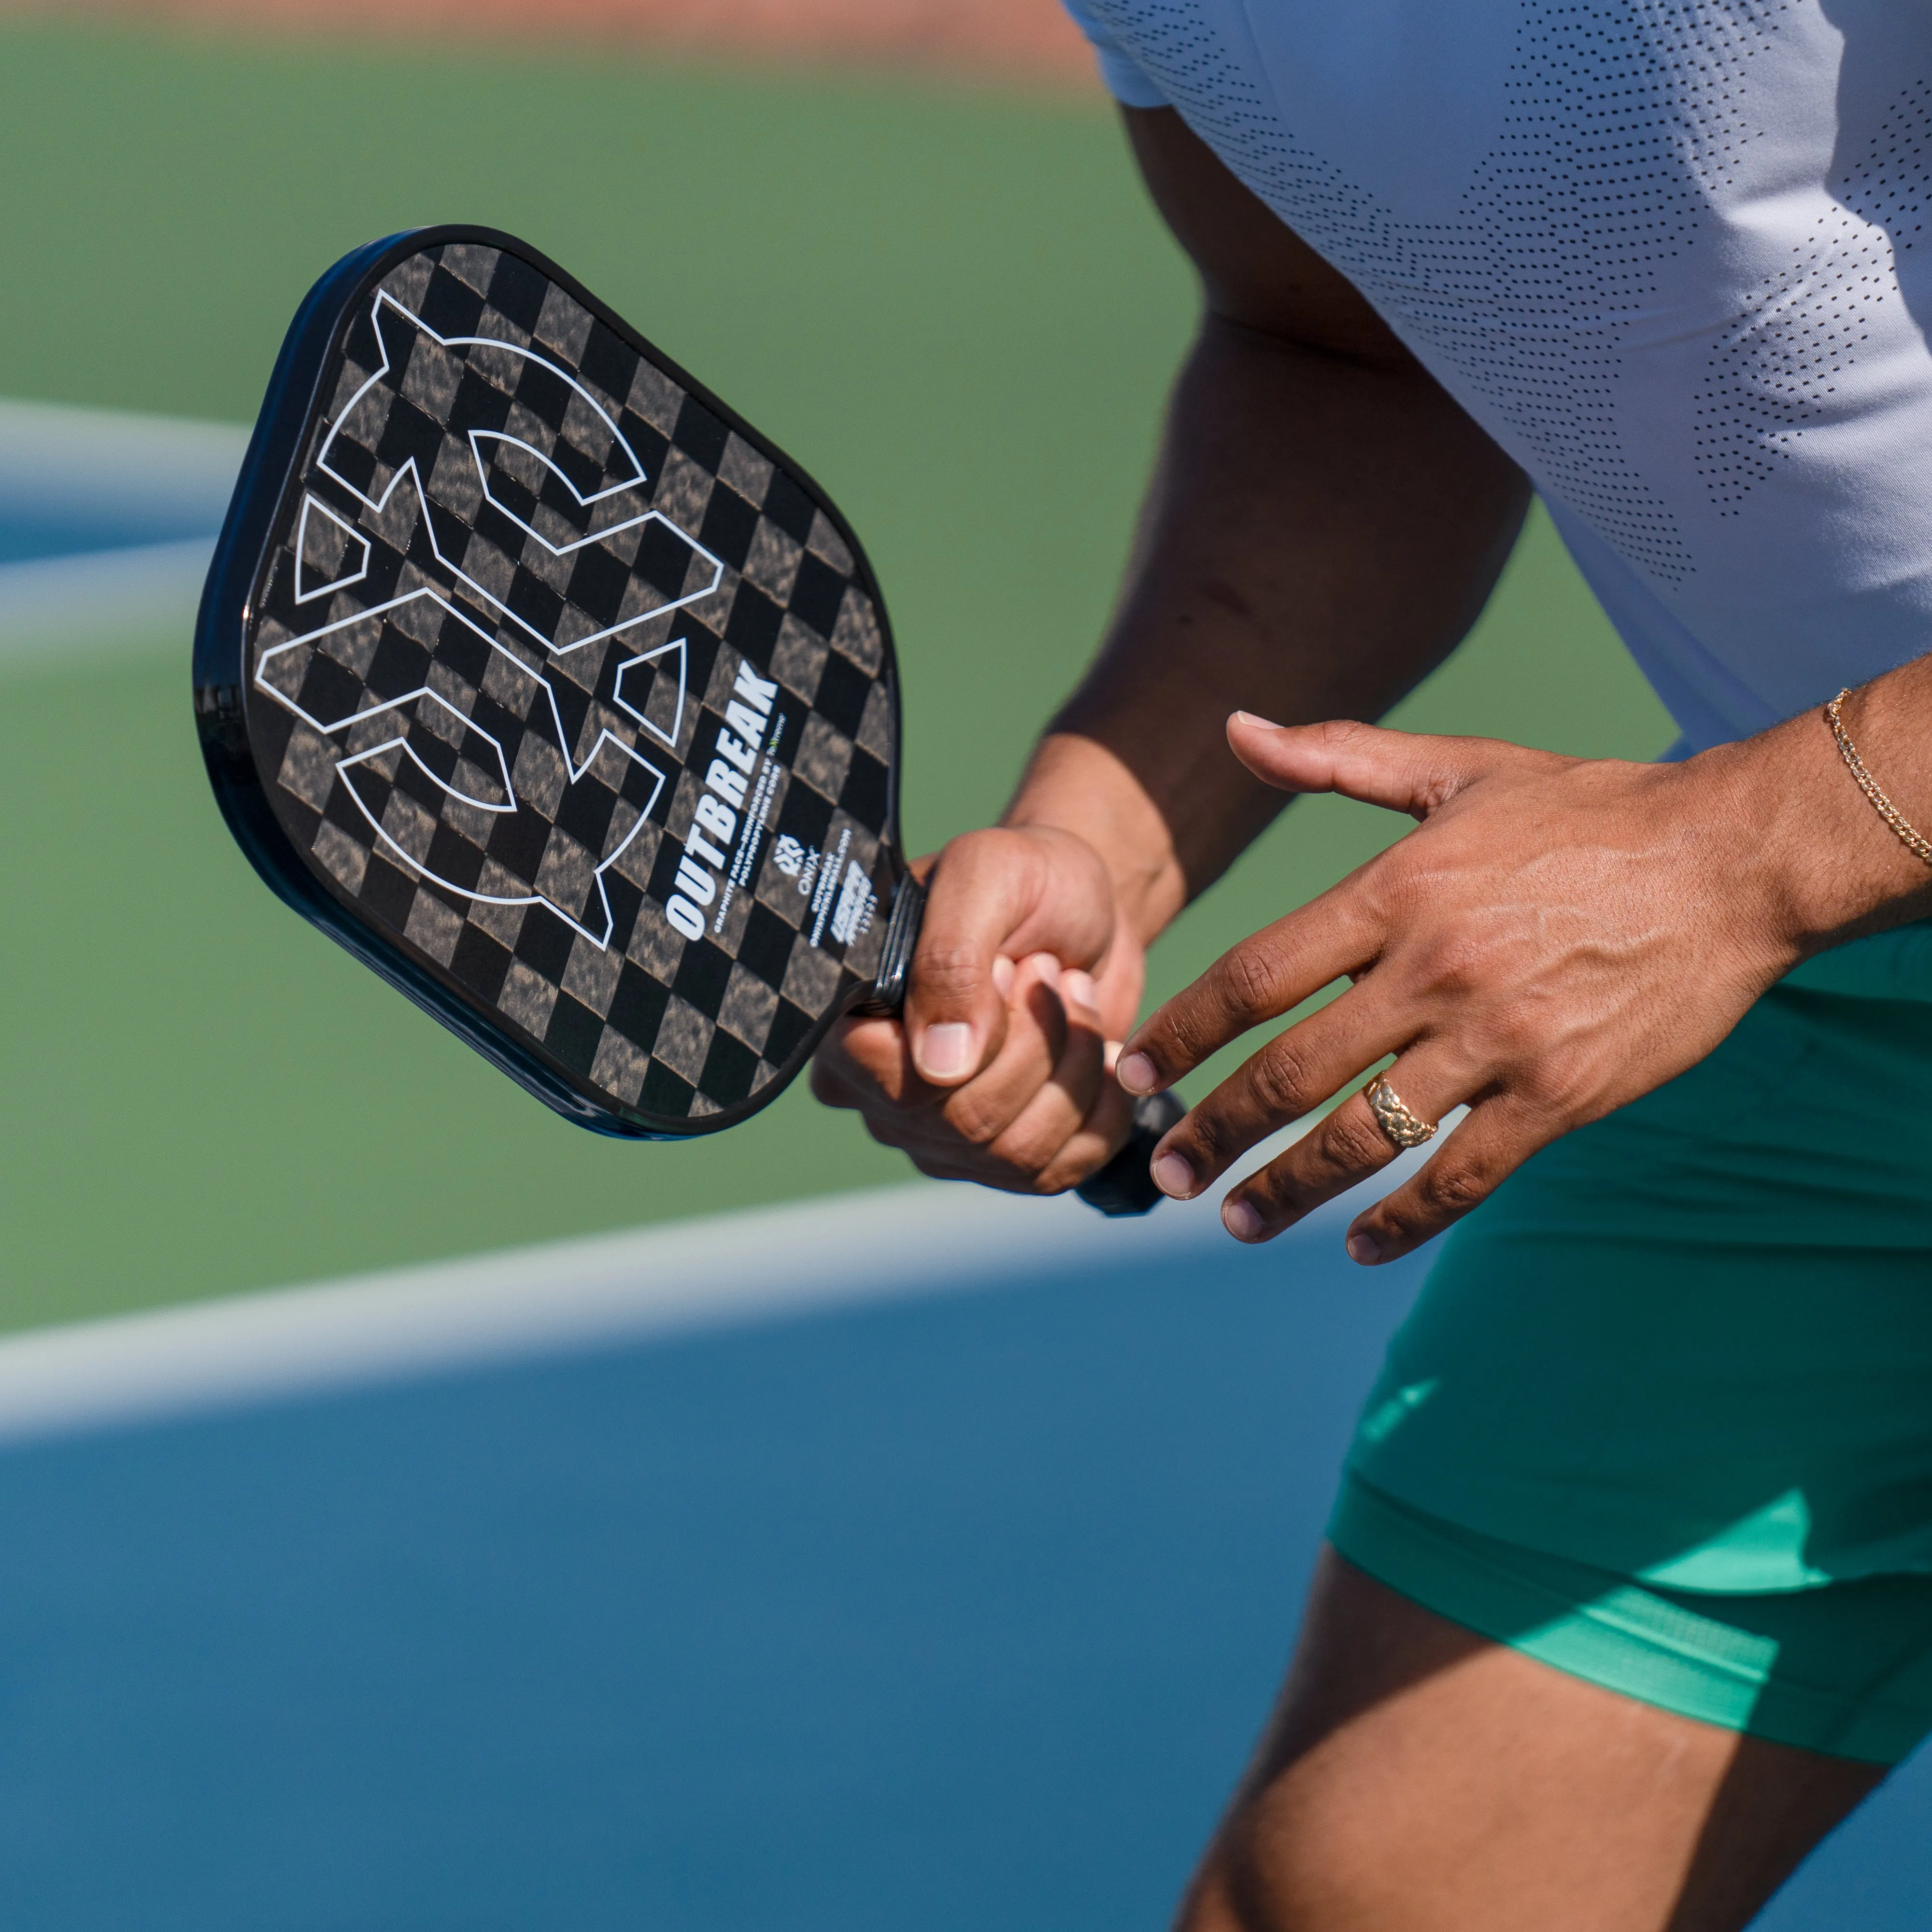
[243,240,899,1127]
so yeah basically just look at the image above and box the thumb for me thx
[1227,713,1509,821]
[903,827,1112,1086]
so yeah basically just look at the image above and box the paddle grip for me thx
[1072,1089,1187,1218]
[860,876,1182,1217]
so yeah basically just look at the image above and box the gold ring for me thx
[1365,1075,1437,1151]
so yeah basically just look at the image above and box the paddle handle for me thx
[859,876,1181,1217]
[1072,1089,1186,1217]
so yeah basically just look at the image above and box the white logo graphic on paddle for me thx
[254,291,725,949]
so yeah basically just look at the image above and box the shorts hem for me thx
[1329,1473,1932,1766]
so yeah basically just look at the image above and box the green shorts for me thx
[1332,925,1932,1764]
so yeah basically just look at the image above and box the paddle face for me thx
[196,228,905,1137]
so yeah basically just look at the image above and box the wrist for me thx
[1697,680,1932,964]
[1000,732,1190,946]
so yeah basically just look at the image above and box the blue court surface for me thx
[0,1173,1920,1929]
[1,404,1925,1927]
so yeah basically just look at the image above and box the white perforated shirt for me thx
[1065,0,1932,753]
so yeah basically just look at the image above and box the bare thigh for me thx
[1178,1548,1887,1932]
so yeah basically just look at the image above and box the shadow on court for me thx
[0,1207,1915,1928]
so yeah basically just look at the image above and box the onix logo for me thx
[254,291,725,948]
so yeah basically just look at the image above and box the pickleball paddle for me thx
[194,227,1179,1214]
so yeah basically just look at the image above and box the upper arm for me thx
[1123,106,1416,369]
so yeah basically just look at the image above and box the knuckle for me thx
[1475,994,1548,1063]
[1142,1023,1199,1080]
[1415,932,1490,996]
[1169,1105,1243,1175]
[1133,1018,1195,1083]
[914,941,984,1008]
[942,825,1010,867]
[943,1088,1010,1149]
[1247,1039,1320,1120]
[1037,1137,1109,1196]
[1512,1055,1592,1122]
[1022,1155,1081,1197]
[1417,1160,1492,1218]
[1218,943,1281,1022]
[1480,1023,1539,1075]
[990,1116,1061,1179]
[1237,1158,1302,1212]
[938,825,1047,899]
[1508,1068,1568,1120]
[1353,851,1412,927]
[1325,1105,1396,1170]
[1011,1154,1064,1192]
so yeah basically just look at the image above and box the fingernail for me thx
[1026,952,1061,993]
[1151,1151,1194,1198]
[1223,1197,1265,1241]
[1117,1051,1157,1094]
[1346,1230,1382,1266]
[1232,711,1283,729]
[991,954,1015,998]
[1062,968,1096,1011]
[919,1023,973,1079]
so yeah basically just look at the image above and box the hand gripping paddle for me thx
[194,228,1179,1214]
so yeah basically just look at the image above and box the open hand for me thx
[1118,713,1799,1262]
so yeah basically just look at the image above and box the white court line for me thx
[0,397,245,537]
[0,535,215,665]
[0,1126,1441,1449]
[0,395,246,666]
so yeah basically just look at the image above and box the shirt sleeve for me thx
[1058,0,1172,109]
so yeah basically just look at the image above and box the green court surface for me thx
[0,22,1672,1327]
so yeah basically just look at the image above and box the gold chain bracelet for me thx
[1823,688,1932,868]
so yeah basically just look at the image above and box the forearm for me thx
[1002,310,1527,945]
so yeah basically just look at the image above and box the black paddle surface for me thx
[195,227,1174,1211]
